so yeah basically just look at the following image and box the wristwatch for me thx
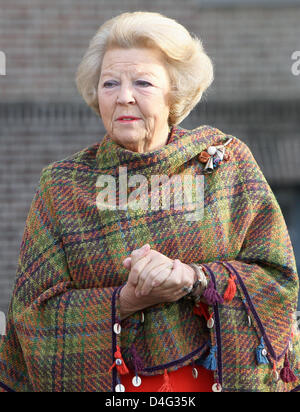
[186,263,208,302]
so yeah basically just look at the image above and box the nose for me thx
[116,83,135,105]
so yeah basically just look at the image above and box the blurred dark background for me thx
[0,0,300,313]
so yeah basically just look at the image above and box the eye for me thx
[136,80,152,87]
[103,81,118,88]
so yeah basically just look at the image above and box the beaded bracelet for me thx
[186,263,208,303]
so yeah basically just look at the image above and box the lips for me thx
[117,116,140,121]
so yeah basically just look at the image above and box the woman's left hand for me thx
[123,245,195,298]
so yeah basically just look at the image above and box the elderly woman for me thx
[0,11,299,393]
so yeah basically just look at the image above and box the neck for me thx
[118,124,171,153]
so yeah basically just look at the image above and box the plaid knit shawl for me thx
[0,124,299,392]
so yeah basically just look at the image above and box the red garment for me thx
[121,365,214,392]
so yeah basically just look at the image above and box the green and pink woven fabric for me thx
[0,124,299,392]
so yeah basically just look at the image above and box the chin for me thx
[114,132,143,144]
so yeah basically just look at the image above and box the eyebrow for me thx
[101,70,159,79]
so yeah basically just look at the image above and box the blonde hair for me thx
[75,11,214,126]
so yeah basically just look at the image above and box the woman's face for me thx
[98,47,172,153]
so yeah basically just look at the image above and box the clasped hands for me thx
[119,244,196,320]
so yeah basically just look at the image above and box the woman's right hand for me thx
[119,245,172,319]
[119,245,193,320]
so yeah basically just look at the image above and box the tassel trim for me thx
[193,302,214,328]
[256,337,269,365]
[202,280,224,306]
[109,345,129,375]
[201,345,217,371]
[223,274,237,303]
[158,369,174,392]
[280,353,297,383]
[193,302,210,320]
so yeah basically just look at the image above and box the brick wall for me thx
[0,0,300,312]
[1,2,300,102]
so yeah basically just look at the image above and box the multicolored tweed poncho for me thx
[0,124,299,392]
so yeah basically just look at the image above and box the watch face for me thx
[191,279,197,288]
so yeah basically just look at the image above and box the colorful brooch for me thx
[198,137,233,174]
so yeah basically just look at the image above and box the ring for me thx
[182,285,193,294]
